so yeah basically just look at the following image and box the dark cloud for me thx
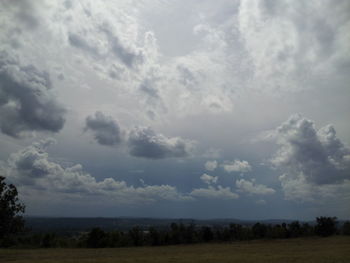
[0,51,65,137]
[85,111,122,146]
[128,127,194,159]
[272,114,350,185]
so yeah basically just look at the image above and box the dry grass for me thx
[1,236,349,263]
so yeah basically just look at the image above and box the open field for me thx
[1,236,349,263]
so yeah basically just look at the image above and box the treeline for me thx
[2,217,350,248]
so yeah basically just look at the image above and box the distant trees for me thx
[0,176,25,247]
[0,214,347,248]
[315,217,338,237]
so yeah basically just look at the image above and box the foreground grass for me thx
[1,236,349,263]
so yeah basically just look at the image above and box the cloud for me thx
[0,51,65,137]
[3,139,190,205]
[271,114,350,202]
[68,33,100,58]
[190,185,239,200]
[101,26,144,68]
[238,0,350,91]
[128,127,195,159]
[256,199,266,205]
[204,160,217,171]
[272,114,350,185]
[200,173,218,185]
[85,111,122,146]
[222,160,252,173]
[236,179,275,195]
[2,0,40,30]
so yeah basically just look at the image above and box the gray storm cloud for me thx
[272,114,350,185]
[0,51,65,137]
[85,111,122,146]
[128,127,195,159]
[270,114,350,203]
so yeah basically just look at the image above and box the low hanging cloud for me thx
[200,173,218,185]
[85,111,122,146]
[190,185,239,200]
[271,114,350,202]
[2,139,191,205]
[128,127,195,159]
[236,179,275,195]
[222,159,252,173]
[204,160,218,171]
[0,51,65,137]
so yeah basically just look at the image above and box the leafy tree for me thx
[86,227,108,248]
[148,227,160,246]
[0,176,25,246]
[288,221,301,238]
[315,217,337,237]
[229,223,243,240]
[342,221,350,235]
[252,223,267,239]
[129,226,144,246]
[200,226,214,242]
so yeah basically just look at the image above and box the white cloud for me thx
[272,114,350,202]
[2,139,191,205]
[190,185,239,200]
[272,114,350,185]
[200,173,218,185]
[238,0,350,92]
[222,160,252,173]
[236,179,275,195]
[204,160,217,171]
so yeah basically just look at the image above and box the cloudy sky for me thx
[0,0,349,220]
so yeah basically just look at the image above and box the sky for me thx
[0,0,349,220]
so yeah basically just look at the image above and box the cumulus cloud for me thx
[272,114,350,185]
[2,139,190,205]
[238,0,350,91]
[204,160,218,171]
[200,173,218,185]
[190,185,239,200]
[0,51,65,137]
[85,111,122,146]
[236,179,275,195]
[128,127,195,159]
[272,114,350,202]
[222,160,252,173]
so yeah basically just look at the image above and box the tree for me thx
[129,226,144,246]
[200,226,214,242]
[252,223,267,239]
[0,176,25,246]
[342,221,350,235]
[288,221,301,238]
[86,227,108,248]
[315,217,337,237]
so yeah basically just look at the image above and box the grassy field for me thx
[1,236,349,263]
